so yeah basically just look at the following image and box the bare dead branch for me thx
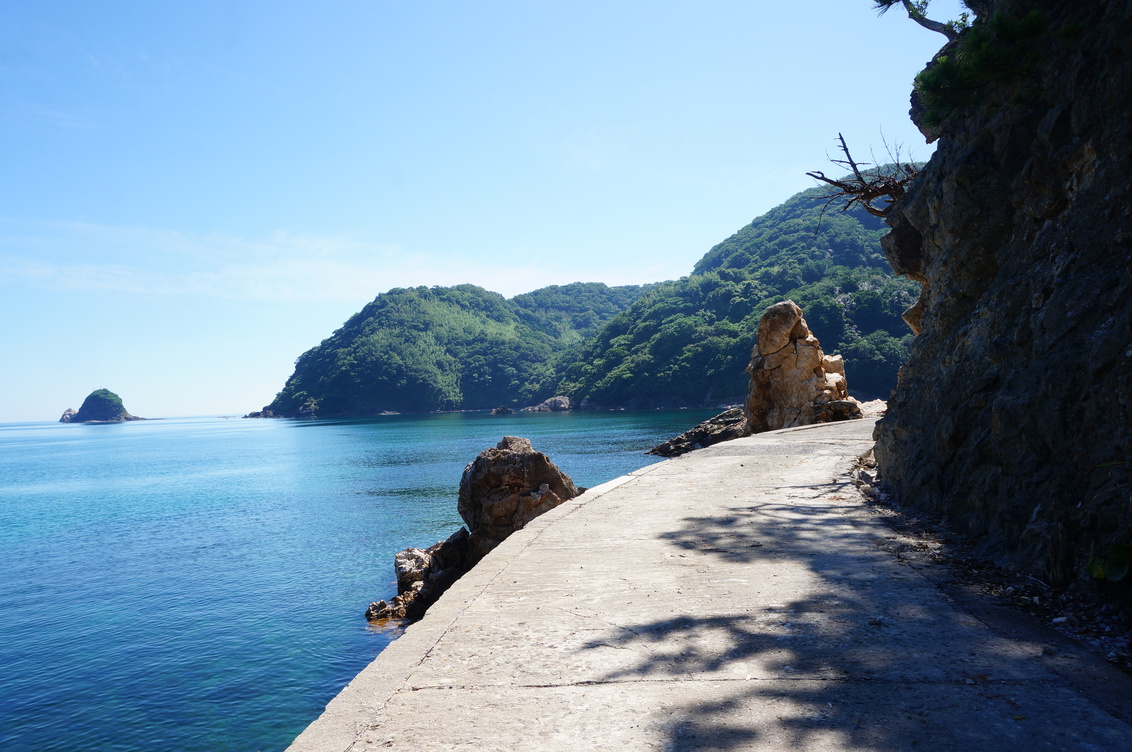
[806,133,919,219]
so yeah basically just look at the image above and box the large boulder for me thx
[458,436,579,563]
[367,437,579,622]
[744,301,862,433]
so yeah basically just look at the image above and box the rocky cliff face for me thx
[875,0,1132,585]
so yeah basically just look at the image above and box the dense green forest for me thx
[554,186,919,407]
[263,282,654,416]
[260,183,918,417]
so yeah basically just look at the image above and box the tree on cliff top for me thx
[873,0,985,40]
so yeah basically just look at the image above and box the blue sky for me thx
[0,0,965,422]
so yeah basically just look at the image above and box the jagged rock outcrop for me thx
[458,436,579,562]
[367,436,580,621]
[365,529,470,621]
[648,407,748,457]
[63,389,143,423]
[520,395,572,413]
[744,301,862,433]
[874,0,1132,586]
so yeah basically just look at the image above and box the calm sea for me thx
[0,409,715,752]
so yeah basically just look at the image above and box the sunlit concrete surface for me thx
[288,419,1132,751]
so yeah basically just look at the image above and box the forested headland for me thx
[259,182,918,417]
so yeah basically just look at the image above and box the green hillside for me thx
[554,186,918,407]
[261,182,918,417]
[262,282,652,416]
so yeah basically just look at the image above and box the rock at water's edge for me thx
[366,528,471,621]
[745,301,862,433]
[648,407,748,457]
[458,436,579,563]
[520,395,572,413]
[367,436,580,622]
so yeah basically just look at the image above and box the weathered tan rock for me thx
[857,399,887,417]
[744,301,862,433]
[458,436,579,563]
[394,547,432,593]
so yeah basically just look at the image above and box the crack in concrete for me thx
[395,676,1046,692]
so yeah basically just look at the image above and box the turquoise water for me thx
[0,409,714,751]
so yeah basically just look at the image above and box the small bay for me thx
[0,409,715,751]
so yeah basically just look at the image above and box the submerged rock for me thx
[744,301,862,433]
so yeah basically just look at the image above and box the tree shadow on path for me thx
[585,485,1131,751]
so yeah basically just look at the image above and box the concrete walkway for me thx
[288,419,1132,751]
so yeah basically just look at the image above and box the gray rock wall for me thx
[875,0,1132,584]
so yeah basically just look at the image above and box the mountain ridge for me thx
[257,182,919,418]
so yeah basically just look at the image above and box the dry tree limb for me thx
[806,133,919,219]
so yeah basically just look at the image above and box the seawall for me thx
[288,418,1132,751]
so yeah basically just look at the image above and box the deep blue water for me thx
[0,409,715,751]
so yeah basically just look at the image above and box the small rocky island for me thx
[60,389,145,423]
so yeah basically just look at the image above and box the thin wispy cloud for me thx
[0,219,673,302]
[0,96,102,129]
